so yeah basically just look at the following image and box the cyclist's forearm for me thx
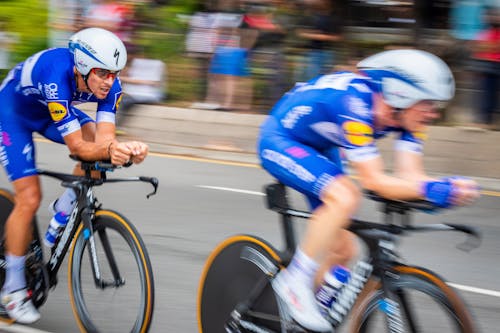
[359,173,422,200]
[68,140,111,161]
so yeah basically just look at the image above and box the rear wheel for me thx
[350,266,477,333]
[197,235,284,333]
[68,209,154,333]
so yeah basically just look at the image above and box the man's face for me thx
[86,68,120,99]
[399,100,441,132]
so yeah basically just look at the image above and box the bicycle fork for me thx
[374,242,407,333]
[81,189,125,290]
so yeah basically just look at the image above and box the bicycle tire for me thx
[68,209,155,333]
[349,265,477,333]
[197,235,284,333]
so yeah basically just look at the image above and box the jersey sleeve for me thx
[41,68,82,137]
[95,79,123,124]
[395,130,425,154]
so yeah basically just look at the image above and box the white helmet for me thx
[69,27,127,76]
[357,49,455,109]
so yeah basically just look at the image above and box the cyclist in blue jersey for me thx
[257,49,480,332]
[0,27,149,323]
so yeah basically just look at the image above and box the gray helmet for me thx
[69,27,127,76]
[357,49,455,109]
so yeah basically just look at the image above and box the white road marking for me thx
[197,185,265,196]
[0,322,54,333]
[197,184,500,300]
[448,283,500,298]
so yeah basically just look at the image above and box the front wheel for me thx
[349,265,477,333]
[197,235,285,333]
[68,209,155,333]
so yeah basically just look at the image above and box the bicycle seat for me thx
[265,183,289,211]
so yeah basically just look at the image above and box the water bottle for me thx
[315,265,351,318]
[44,212,68,247]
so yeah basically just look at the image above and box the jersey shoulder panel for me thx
[21,48,74,101]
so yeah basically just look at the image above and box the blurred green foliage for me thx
[0,0,204,101]
[0,0,48,64]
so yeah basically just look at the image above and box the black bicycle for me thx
[0,157,158,333]
[198,182,481,333]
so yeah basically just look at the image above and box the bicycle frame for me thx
[36,161,158,292]
[225,183,481,332]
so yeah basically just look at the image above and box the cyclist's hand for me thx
[125,141,149,164]
[421,180,455,208]
[440,176,480,206]
[109,141,133,166]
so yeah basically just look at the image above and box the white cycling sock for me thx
[55,188,77,214]
[2,254,26,294]
[286,248,319,284]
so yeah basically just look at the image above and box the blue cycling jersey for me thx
[258,72,424,208]
[0,47,123,181]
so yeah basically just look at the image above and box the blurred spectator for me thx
[186,10,220,102]
[449,0,487,69]
[294,0,343,82]
[450,0,487,41]
[117,52,167,130]
[190,12,253,111]
[470,6,500,129]
[241,0,289,106]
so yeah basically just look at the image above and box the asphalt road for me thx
[0,141,499,332]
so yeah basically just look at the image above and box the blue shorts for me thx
[0,80,94,181]
[209,47,250,77]
[258,129,344,210]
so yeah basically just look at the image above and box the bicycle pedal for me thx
[275,298,332,333]
[274,296,304,332]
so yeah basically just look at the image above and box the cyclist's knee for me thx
[321,175,361,215]
[14,181,41,214]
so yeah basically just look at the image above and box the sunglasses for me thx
[91,68,120,80]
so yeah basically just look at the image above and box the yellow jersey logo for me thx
[343,121,374,146]
[413,131,427,141]
[48,102,68,122]
[115,94,123,110]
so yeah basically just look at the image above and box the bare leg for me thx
[314,229,359,287]
[271,176,360,331]
[300,175,360,263]
[1,174,42,323]
[5,175,41,256]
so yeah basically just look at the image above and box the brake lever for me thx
[139,176,159,198]
[446,224,482,252]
